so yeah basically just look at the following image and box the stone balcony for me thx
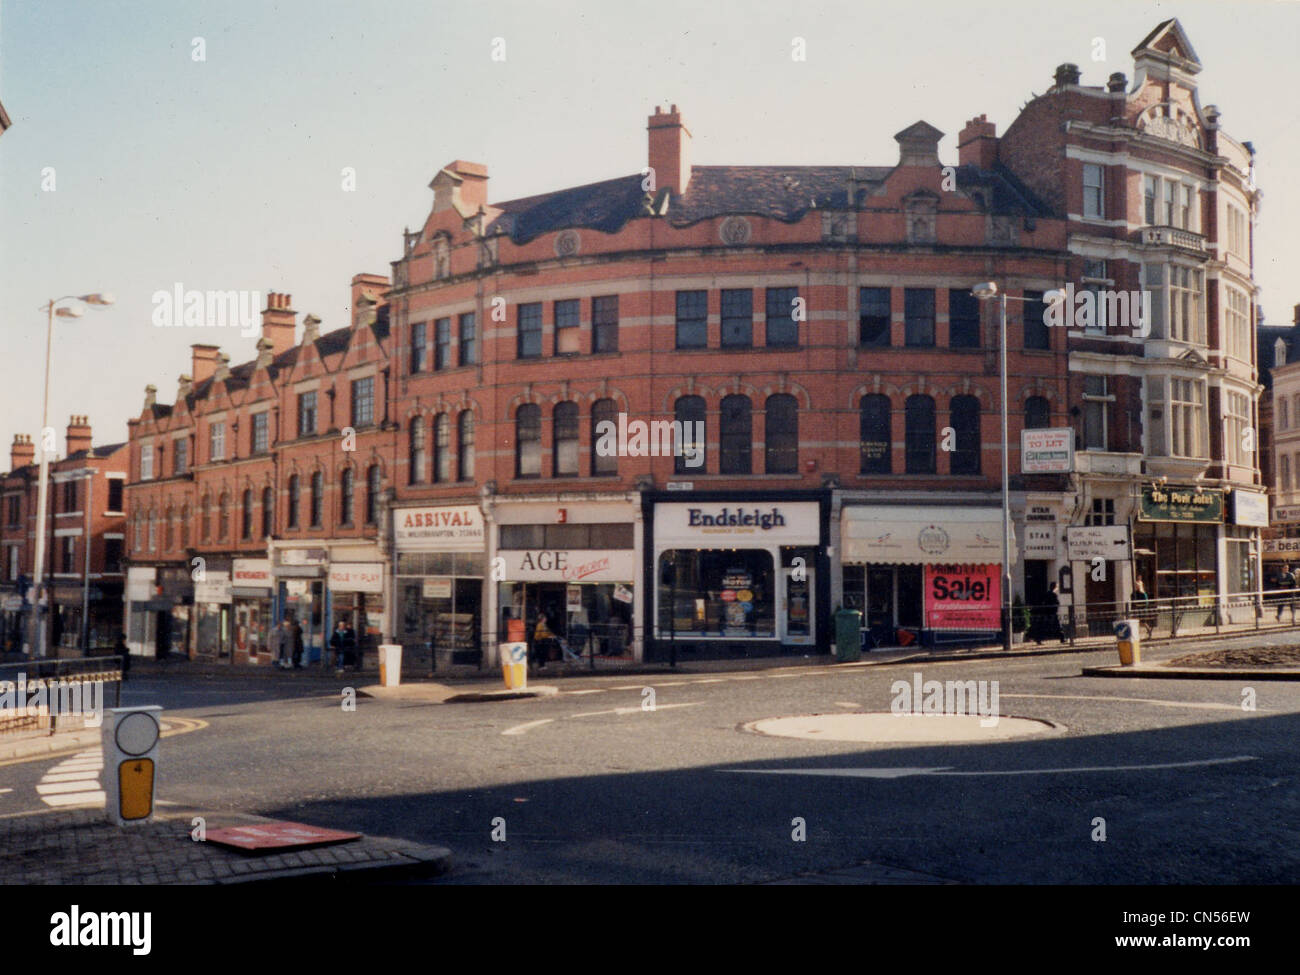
[1073,451,1143,476]
[1137,225,1207,255]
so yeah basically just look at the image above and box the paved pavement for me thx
[0,807,450,885]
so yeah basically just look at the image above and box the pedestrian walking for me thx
[114,632,131,680]
[270,618,294,670]
[1277,564,1296,622]
[291,616,305,669]
[329,618,355,673]
[1130,577,1155,638]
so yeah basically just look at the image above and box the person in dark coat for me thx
[114,633,131,679]
[1039,583,1063,642]
[291,617,305,669]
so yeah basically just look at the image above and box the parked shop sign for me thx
[422,577,452,599]
[924,564,1001,630]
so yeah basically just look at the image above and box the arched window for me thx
[950,395,981,475]
[592,399,619,476]
[1281,397,1291,431]
[1282,455,1292,494]
[859,395,891,474]
[148,510,157,551]
[674,396,706,474]
[339,469,354,525]
[720,395,752,474]
[164,505,175,550]
[133,511,142,552]
[310,471,324,528]
[765,394,798,474]
[516,404,541,478]
[181,504,191,548]
[287,475,300,529]
[409,416,426,485]
[457,411,474,481]
[218,493,230,539]
[261,486,273,537]
[241,488,253,540]
[905,395,936,474]
[366,465,381,525]
[1025,396,1051,430]
[554,402,579,477]
[200,495,212,540]
[434,414,451,483]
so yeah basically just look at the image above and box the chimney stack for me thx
[191,344,221,385]
[177,374,193,400]
[957,115,998,169]
[66,415,92,457]
[1107,72,1128,93]
[1054,63,1081,87]
[647,105,692,196]
[143,385,157,410]
[261,292,296,358]
[213,351,231,382]
[255,338,275,369]
[10,434,34,471]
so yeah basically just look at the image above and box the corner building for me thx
[387,94,1075,660]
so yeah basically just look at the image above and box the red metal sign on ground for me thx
[204,821,362,851]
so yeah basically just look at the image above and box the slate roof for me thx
[488,163,1053,243]
[1258,322,1300,389]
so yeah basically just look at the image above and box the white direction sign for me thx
[1066,524,1131,561]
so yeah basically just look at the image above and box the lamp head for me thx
[55,306,85,318]
[971,281,998,299]
[81,293,115,306]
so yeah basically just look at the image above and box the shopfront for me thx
[841,504,1009,647]
[126,565,192,658]
[273,547,326,664]
[327,562,384,667]
[495,499,639,662]
[393,503,485,667]
[194,563,233,660]
[232,558,273,665]
[649,496,825,659]
[1132,485,1223,601]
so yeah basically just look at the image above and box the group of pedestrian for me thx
[268,616,358,672]
[269,616,305,670]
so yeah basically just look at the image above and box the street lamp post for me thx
[972,282,1065,654]
[28,293,114,658]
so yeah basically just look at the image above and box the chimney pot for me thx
[1054,63,1081,87]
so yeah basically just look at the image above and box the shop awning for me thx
[842,506,1015,565]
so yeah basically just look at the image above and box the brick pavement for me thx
[0,807,450,885]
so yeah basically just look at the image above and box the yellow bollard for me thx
[1114,618,1141,666]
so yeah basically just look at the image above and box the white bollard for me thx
[379,644,402,687]
[102,706,162,826]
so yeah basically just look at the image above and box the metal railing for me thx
[1022,588,1292,645]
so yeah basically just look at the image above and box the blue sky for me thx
[2,0,1296,456]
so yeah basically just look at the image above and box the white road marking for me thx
[37,746,105,808]
[564,689,606,695]
[502,718,555,736]
[570,702,705,719]
[0,788,11,795]
[724,755,1260,780]
[1001,693,1256,712]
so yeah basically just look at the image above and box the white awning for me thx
[842,506,1015,565]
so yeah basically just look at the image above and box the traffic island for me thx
[0,807,451,885]
[1083,645,1300,680]
[357,682,559,703]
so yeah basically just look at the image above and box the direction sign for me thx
[1066,524,1131,561]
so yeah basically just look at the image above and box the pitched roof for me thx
[487,163,1053,242]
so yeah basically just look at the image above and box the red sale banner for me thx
[924,564,1001,630]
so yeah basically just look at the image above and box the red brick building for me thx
[122,17,1263,664]
[0,418,127,654]
[123,279,395,664]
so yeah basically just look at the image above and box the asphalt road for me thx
[3,643,1298,884]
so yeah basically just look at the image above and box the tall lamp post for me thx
[971,282,1064,653]
[29,293,114,658]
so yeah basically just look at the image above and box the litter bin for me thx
[500,642,528,690]
[1113,619,1140,666]
[834,608,863,662]
[378,644,402,687]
